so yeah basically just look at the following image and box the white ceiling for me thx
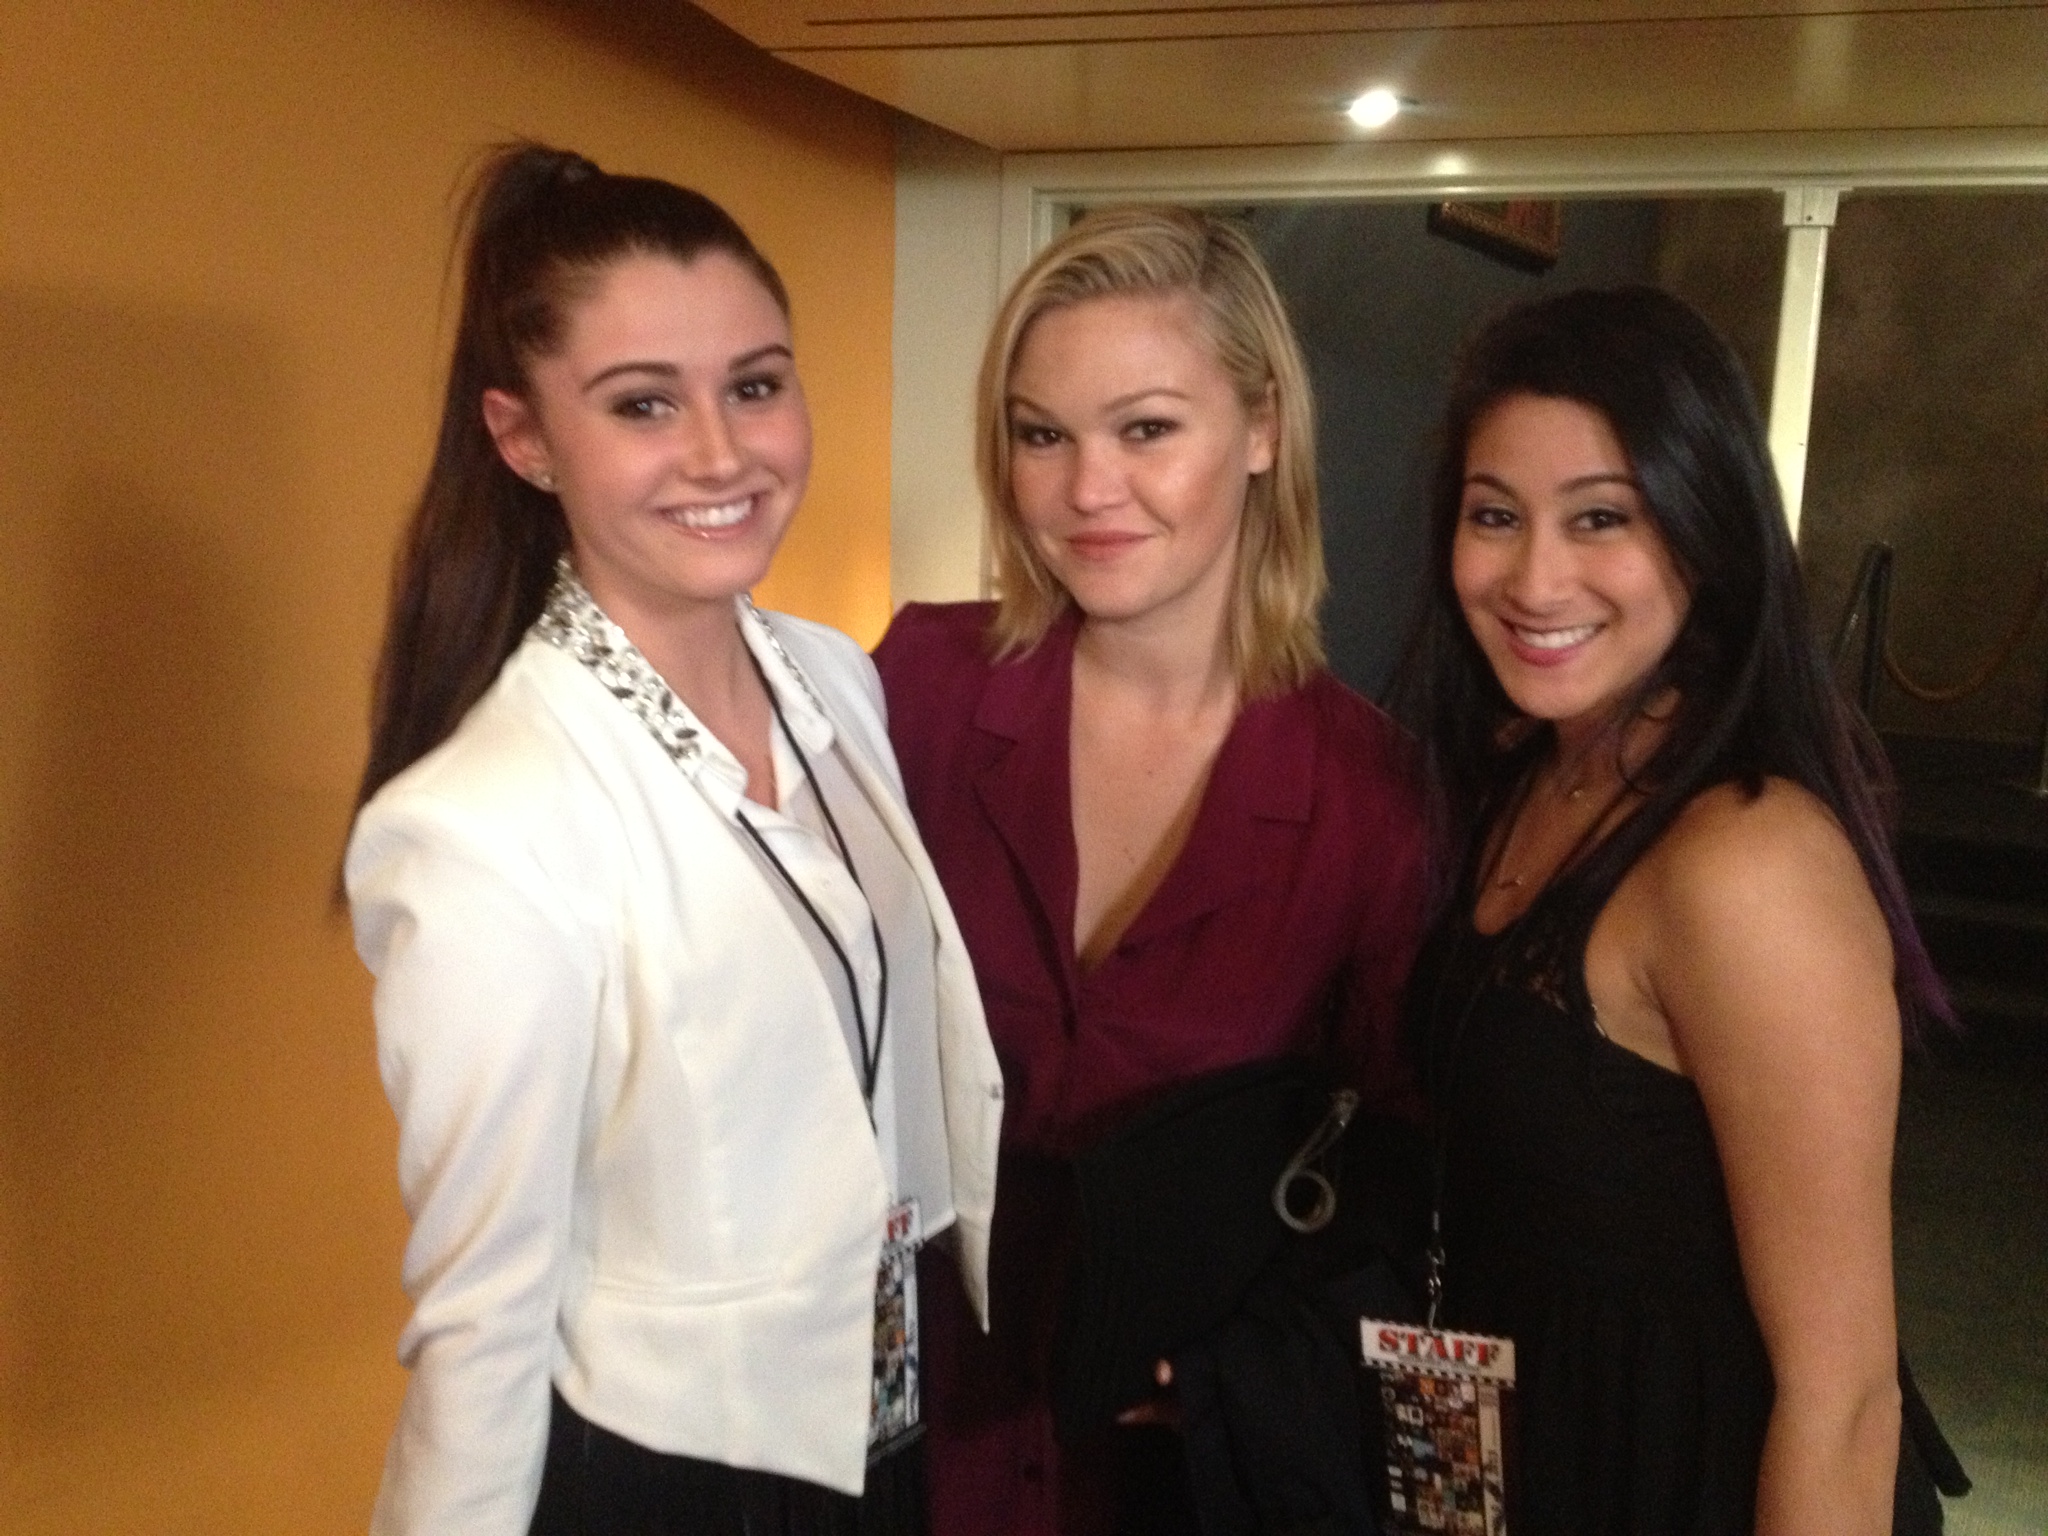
[688,0,2048,155]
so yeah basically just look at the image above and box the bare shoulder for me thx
[1631,777,1894,1064]
[1641,777,1877,933]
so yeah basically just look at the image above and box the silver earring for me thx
[533,469,555,492]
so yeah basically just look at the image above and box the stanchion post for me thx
[1767,186,1842,543]
[1860,546,1893,721]
[2021,648,2048,798]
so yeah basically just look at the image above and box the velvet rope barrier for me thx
[1884,559,2048,705]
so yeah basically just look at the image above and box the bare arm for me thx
[1640,781,1901,1536]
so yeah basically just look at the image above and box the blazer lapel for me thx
[1116,686,1318,948]
[970,621,1082,1001]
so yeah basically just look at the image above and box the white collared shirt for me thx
[714,622,956,1240]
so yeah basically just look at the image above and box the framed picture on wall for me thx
[1427,200,1563,273]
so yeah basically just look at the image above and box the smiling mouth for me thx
[1509,622,1599,650]
[666,496,753,532]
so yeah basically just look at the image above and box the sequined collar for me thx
[529,558,832,770]
[532,559,704,766]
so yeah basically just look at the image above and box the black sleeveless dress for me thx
[1408,860,1960,1536]
[1411,875,1778,1536]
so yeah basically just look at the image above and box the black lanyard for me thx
[733,686,890,1120]
[1421,920,1502,1330]
[1424,772,1633,1326]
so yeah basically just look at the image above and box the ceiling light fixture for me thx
[1346,88,1402,130]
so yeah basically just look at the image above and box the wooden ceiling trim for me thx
[696,0,2047,52]
[687,0,2048,156]
[776,10,2048,152]
[1002,126,2048,200]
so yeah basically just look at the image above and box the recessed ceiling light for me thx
[1346,88,1402,130]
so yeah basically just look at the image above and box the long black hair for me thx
[351,141,788,817]
[1394,285,1948,1032]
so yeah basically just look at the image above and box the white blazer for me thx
[347,604,1002,1533]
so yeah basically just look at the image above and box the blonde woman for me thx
[875,207,1426,1535]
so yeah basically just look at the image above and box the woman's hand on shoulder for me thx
[1639,779,1902,1534]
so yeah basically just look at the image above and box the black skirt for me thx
[528,1389,927,1536]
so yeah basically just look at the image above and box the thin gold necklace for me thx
[1488,771,1625,892]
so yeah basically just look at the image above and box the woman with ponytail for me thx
[346,143,1000,1536]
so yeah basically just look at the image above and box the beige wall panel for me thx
[0,0,895,1529]
[891,120,1003,606]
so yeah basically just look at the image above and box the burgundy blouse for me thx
[874,601,1426,1536]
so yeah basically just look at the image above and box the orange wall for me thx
[0,1,895,1529]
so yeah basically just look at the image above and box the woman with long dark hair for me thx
[1395,285,1950,1534]
[345,142,1000,1536]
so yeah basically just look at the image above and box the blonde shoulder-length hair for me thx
[977,205,1327,700]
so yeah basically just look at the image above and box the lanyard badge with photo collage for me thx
[1358,1316,1515,1536]
[869,1195,923,1460]
[1358,922,1518,1536]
